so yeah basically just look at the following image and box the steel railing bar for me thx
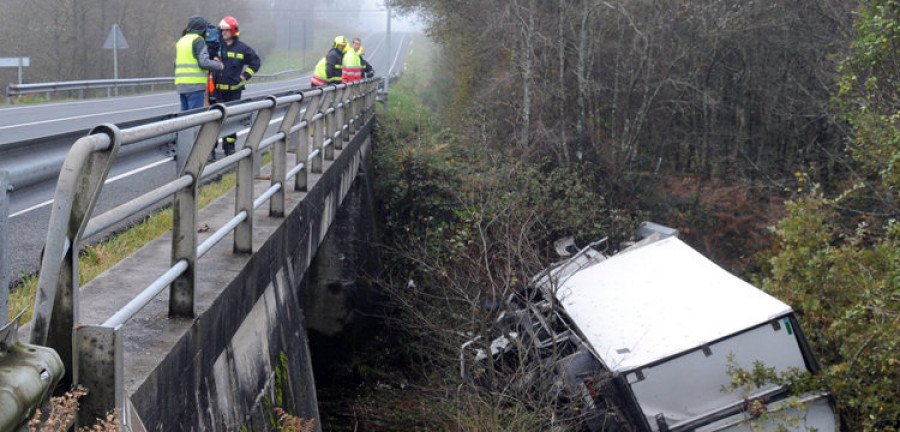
[83,175,194,239]
[286,163,305,181]
[121,110,222,144]
[200,148,252,181]
[253,184,282,210]
[289,122,306,134]
[102,259,189,328]
[259,132,285,152]
[7,70,305,99]
[197,211,248,258]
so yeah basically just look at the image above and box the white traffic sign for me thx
[0,57,29,67]
[103,24,129,49]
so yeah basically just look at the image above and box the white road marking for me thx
[0,104,174,131]
[9,157,173,218]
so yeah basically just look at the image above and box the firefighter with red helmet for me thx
[210,15,261,160]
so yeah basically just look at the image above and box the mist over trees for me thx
[0,0,374,86]
[392,0,853,184]
[388,0,854,184]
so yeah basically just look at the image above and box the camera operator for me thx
[209,15,261,160]
[175,16,223,111]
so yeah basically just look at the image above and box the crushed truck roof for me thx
[548,236,793,372]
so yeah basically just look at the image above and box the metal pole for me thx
[1,171,9,324]
[113,24,119,97]
[17,58,23,85]
[385,5,391,113]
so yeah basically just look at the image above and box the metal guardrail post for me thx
[271,96,304,218]
[360,83,369,124]
[337,87,349,146]
[313,92,331,174]
[74,324,123,427]
[369,80,378,119]
[296,92,323,192]
[349,85,360,137]
[170,105,226,317]
[234,97,276,254]
[365,81,374,121]
[175,126,198,175]
[1,171,9,324]
[30,125,122,380]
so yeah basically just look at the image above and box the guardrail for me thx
[5,69,303,104]
[26,77,379,420]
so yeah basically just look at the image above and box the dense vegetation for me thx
[340,0,900,431]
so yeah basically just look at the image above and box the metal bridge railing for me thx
[5,69,304,103]
[26,77,379,421]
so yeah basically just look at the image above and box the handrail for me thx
[30,78,379,410]
[6,69,305,102]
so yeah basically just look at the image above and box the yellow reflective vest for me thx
[174,34,207,86]
[341,48,362,83]
[311,57,328,87]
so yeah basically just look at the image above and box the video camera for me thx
[205,24,224,60]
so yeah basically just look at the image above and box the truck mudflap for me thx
[0,313,65,432]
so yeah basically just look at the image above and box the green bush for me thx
[760,193,900,431]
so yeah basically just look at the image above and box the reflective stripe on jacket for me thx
[311,57,328,87]
[175,34,206,85]
[341,48,362,83]
[212,37,260,92]
[325,47,344,84]
[215,82,245,90]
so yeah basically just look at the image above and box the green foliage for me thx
[722,354,825,432]
[837,0,900,193]
[761,193,900,431]
[275,351,288,408]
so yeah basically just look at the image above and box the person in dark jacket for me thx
[325,36,348,86]
[175,16,223,111]
[209,15,261,160]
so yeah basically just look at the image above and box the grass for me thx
[7,166,245,323]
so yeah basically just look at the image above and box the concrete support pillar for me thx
[74,325,123,428]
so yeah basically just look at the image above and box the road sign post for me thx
[103,24,129,97]
[385,5,392,113]
[1,171,10,324]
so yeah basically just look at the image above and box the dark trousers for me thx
[213,89,242,155]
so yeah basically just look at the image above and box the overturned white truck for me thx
[461,223,840,432]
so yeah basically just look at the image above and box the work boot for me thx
[208,149,216,163]
[223,137,235,156]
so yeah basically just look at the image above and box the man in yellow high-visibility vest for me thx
[175,16,223,111]
[342,38,362,83]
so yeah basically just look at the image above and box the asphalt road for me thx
[1,32,410,288]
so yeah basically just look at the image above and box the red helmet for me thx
[219,16,239,36]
